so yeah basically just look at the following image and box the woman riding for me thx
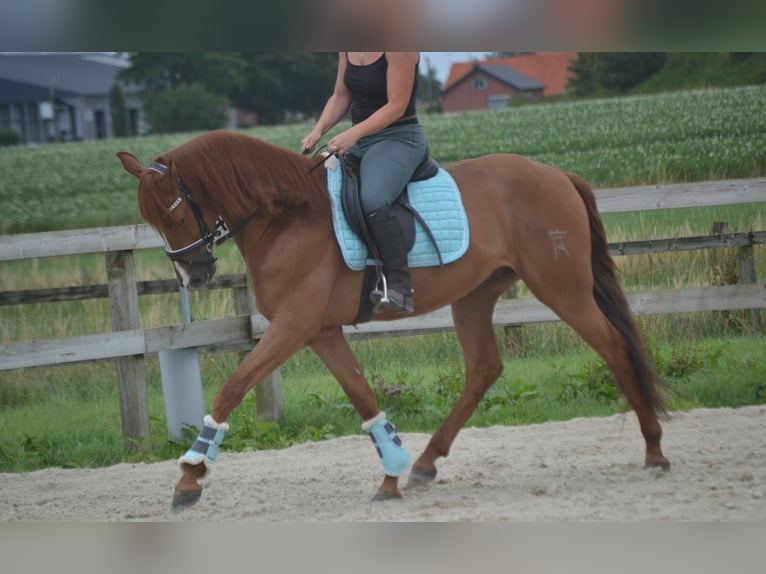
[301,52,428,314]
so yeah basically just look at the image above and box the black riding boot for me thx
[366,207,414,314]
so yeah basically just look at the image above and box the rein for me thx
[147,161,259,264]
[306,145,338,174]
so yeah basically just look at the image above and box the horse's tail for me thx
[566,171,667,417]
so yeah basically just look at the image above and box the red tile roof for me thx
[444,52,577,97]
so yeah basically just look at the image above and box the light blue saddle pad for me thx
[326,163,470,271]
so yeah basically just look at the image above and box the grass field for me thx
[2,85,765,235]
[1,85,765,473]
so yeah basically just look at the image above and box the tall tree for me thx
[145,83,230,134]
[120,52,338,126]
[118,53,248,99]
[417,60,442,112]
[594,53,667,92]
[232,53,337,124]
[109,82,130,137]
[567,53,667,96]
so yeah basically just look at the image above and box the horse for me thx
[117,130,670,511]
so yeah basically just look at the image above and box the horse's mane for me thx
[155,131,330,227]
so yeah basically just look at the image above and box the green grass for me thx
[424,86,766,185]
[1,86,765,235]
[1,335,764,473]
[1,85,766,473]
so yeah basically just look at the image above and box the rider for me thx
[301,52,428,314]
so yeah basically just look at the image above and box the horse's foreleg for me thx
[311,328,411,500]
[171,321,316,512]
[410,282,506,487]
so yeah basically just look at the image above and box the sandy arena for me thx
[1,406,764,521]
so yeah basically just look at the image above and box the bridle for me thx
[147,161,257,266]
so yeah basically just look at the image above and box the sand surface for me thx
[2,406,764,521]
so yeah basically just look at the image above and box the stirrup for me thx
[370,273,390,314]
[370,275,413,313]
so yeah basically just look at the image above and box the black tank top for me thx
[343,53,419,126]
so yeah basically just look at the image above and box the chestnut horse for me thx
[118,130,669,511]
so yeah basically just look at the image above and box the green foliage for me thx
[568,53,667,96]
[558,341,727,407]
[224,392,338,452]
[370,369,427,417]
[632,53,766,94]
[652,343,722,381]
[597,53,668,92]
[433,360,465,404]
[119,53,248,100]
[118,52,338,125]
[559,359,619,403]
[480,379,540,414]
[567,52,766,97]
[567,53,601,97]
[234,53,338,124]
[145,84,230,134]
[109,83,130,138]
[0,129,20,146]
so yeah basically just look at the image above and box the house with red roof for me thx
[441,52,577,113]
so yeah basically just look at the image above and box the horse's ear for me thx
[117,152,144,179]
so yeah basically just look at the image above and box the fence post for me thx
[105,250,150,448]
[737,234,762,332]
[234,278,284,422]
[501,284,523,356]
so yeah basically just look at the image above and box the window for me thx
[472,78,487,90]
[489,94,511,110]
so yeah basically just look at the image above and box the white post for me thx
[159,287,206,442]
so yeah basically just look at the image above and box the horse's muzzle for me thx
[175,260,217,289]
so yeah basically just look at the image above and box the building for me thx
[442,52,577,113]
[0,53,144,144]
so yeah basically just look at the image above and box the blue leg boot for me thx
[178,415,229,478]
[362,412,411,477]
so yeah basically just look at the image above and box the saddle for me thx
[339,149,443,268]
[322,148,469,324]
[335,149,446,324]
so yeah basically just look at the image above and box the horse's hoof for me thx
[171,489,202,512]
[371,490,403,502]
[644,460,671,472]
[407,466,437,488]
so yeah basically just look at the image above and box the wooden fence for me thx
[1,177,765,443]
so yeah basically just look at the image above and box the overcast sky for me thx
[419,52,493,83]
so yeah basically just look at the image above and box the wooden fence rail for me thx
[1,177,765,443]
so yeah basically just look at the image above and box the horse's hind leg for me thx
[410,271,514,486]
[526,281,669,470]
[568,304,667,468]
